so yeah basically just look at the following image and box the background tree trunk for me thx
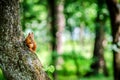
[48,0,57,79]
[55,0,65,78]
[106,0,120,80]
[48,0,65,79]
[91,13,108,76]
[56,0,65,54]
[86,0,108,76]
[0,0,49,80]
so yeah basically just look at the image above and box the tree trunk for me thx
[106,0,120,80]
[86,0,108,76]
[56,0,65,54]
[55,0,65,78]
[0,0,50,80]
[91,13,108,76]
[48,0,65,79]
[48,0,57,79]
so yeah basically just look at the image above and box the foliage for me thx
[64,0,97,32]
[0,0,114,79]
[44,65,55,73]
[0,69,5,80]
[43,65,55,80]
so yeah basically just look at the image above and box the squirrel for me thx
[25,32,36,53]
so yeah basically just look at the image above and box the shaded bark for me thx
[106,0,120,80]
[0,0,50,80]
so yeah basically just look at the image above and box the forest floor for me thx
[58,75,113,80]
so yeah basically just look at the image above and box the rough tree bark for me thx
[106,0,120,80]
[0,0,50,80]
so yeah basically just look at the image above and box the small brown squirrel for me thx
[25,32,36,53]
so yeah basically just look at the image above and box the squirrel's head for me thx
[28,32,34,39]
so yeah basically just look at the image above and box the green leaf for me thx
[44,65,55,73]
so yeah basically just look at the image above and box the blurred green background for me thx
[0,0,114,80]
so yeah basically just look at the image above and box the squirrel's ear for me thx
[28,33,31,35]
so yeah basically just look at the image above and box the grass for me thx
[80,76,113,80]
[58,75,113,80]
